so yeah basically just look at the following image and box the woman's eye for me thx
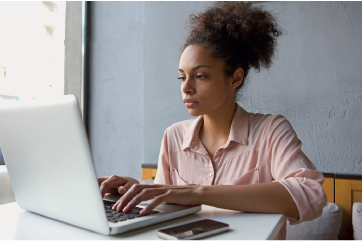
[178,77,186,81]
[196,75,206,79]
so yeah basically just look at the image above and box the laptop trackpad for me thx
[103,193,122,203]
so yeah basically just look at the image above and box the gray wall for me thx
[240,2,362,174]
[89,2,362,180]
[89,2,145,180]
[143,2,213,164]
[64,1,82,104]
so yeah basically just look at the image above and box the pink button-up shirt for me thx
[154,103,327,239]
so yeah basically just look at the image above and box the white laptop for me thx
[0,95,201,235]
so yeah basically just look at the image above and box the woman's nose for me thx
[182,78,195,94]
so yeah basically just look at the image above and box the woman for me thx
[98,2,327,239]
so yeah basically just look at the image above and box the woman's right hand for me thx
[98,175,140,198]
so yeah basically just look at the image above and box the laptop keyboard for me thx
[103,200,159,223]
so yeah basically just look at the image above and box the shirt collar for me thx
[182,103,249,151]
[228,103,249,145]
[182,116,204,151]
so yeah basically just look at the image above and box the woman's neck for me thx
[200,101,236,145]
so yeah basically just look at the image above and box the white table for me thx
[0,202,286,240]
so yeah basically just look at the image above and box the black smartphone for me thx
[158,219,230,240]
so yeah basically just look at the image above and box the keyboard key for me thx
[105,205,159,222]
[115,217,127,221]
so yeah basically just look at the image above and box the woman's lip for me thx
[184,102,198,108]
[183,99,199,107]
[183,99,198,103]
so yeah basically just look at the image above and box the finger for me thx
[113,184,162,211]
[118,180,134,195]
[113,184,156,211]
[112,191,154,210]
[122,187,166,213]
[112,196,123,210]
[99,175,127,198]
[97,176,109,186]
[106,186,119,194]
[140,192,170,215]
[112,193,155,211]
[118,186,126,195]
[121,194,144,213]
[114,184,143,212]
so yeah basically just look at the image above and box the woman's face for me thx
[178,44,235,116]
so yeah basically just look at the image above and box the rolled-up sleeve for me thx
[267,115,327,225]
[154,129,171,185]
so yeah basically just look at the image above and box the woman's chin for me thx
[187,108,203,117]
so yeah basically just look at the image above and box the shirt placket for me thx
[211,143,229,185]
[212,141,234,185]
[191,143,215,186]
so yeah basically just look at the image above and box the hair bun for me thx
[184,2,282,92]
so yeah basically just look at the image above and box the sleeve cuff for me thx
[276,177,327,225]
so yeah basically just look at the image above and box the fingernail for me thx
[123,206,129,213]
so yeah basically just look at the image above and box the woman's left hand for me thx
[112,184,202,215]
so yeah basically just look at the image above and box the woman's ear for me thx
[231,67,244,88]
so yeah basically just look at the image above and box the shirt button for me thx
[173,168,176,171]
[255,167,258,171]
[209,173,213,177]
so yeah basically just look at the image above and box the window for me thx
[0,1,65,101]
[0,1,66,165]
[44,25,54,36]
[42,1,57,13]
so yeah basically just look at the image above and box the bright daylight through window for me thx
[0,1,66,165]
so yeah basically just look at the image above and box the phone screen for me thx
[158,219,229,239]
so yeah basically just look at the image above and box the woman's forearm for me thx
[196,182,299,219]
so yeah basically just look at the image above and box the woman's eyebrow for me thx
[178,65,211,72]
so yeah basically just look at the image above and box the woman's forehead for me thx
[179,45,222,70]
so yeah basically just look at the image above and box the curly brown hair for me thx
[183,2,282,96]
